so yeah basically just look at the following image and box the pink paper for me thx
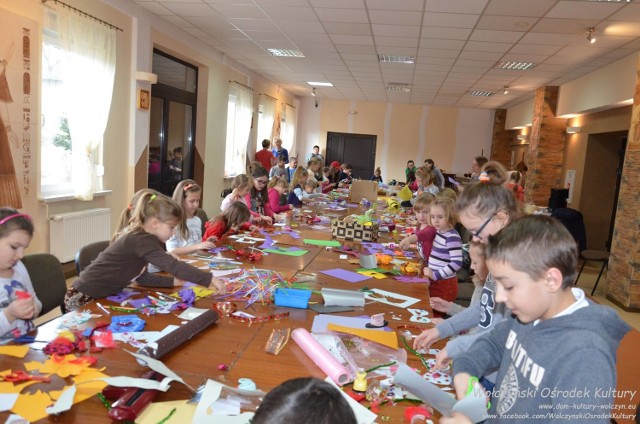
[320,268,371,283]
[291,328,351,385]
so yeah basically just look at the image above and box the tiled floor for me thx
[34,264,640,331]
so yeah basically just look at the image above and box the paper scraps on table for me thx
[58,310,96,329]
[356,270,387,279]
[192,380,257,424]
[265,328,290,355]
[258,235,276,249]
[178,307,209,320]
[321,288,365,307]
[137,400,197,424]
[311,315,388,333]
[25,354,98,378]
[172,283,215,301]
[128,351,193,391]
[263,247,308,257]
[0,345,29,358]
[364,288,421,309]
[324,377,377,424]
[210,269,242,277]
[395,276,430,283]
[319,268,371,283]
[303,239,341,247]
[10,390,52,422]
[326,323,398,349]
[0,393,19,412]
[359,254,377,269]
[105,289,141,303]
[111,325,179,349]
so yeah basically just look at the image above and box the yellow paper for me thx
[327,323,398,350]
[26,354,97,378]
[50,370,109,403]
[357,270,386,279]
[398,185,413,201]
[11,390,52,422]
[136,400,197,424]
[0,345,30,358]
[172,286,214,300]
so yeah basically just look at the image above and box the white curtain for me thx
[225,82,253,177]
[257,94,276,151]
[281,103,297,153]
[53,7,116,200]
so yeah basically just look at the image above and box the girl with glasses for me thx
[245,166,273,225]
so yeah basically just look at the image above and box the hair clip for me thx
[0,213,33,226]
[183,183,194,191]
[150,194,157,201]
[478,172,490,182]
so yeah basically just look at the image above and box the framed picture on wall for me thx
[137,89,150,110]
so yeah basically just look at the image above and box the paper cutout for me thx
[324,377,377,424]
[321,288,365,307]
[128,351,192,391]
[210,269,242,277]
[0,345,29,358]
[193,380,255,424]
[10,390,52,422]
[364,288,421,309]
[303,239,341,247]
[319,268,371,283]
[327,323,398,349]
[178,307,209,320]
[311,315,380,333]
[263,248,308,257]
[0,394,19,412]
[25,354,97,378]
[408,308,431,324]
[398,185,413,201]
[137,400,197,424]
[357,270,386,279]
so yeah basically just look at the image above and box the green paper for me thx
[264,248,309,257]
[355,267,401,275]
[303,239,341,247]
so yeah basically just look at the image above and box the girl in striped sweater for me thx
[423,196,463,304]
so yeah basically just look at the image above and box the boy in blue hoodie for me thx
[443,215,630,424]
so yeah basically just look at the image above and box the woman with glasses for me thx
[245,166,273,225]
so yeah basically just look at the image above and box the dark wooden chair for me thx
[75,240,110,275]
[22,253,67,316]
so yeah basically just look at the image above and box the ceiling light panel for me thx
[387,82,411,92]
[466,90,494,96]
[494,61,536,70]
[378,54,415,63]
[267,48,305,57]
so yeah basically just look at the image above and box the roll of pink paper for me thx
[291,328,351,385]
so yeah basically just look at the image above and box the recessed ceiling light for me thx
[378,54,415,64]
[307,82,333,87]
[588,0,630,2]
[494,61,536,71]
[387,83,411,92]
[467,90,494,97]
[267,48,304,57]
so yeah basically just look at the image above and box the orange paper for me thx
[10,390,52,422]
[0,345,30,358]
[327,323,398,349]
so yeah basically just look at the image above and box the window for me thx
[224,82,253,177]
[41,6,116,199]
[256,94,276,152]
[280,103,297,153]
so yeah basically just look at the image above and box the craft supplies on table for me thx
[291,328,352,385]
[273,288,312,309]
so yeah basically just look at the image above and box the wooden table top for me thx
[2,207,639,423]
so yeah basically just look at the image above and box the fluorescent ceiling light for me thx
[386,83,411,92]
[267,48,304,57]
[494,61,536,71]
[466,90,494,97]
[307,82,333,87]
[588,0,630,2]
[378,54,415,64]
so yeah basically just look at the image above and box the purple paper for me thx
[209,247,227,254]
[128,297,152,308]
[106,290,140,303]
[178,287,196,307]
[394,276,430,283]
[259,235,275,249]
[284,230,301,239]
[319,268,372,283]
[346,203,358,208]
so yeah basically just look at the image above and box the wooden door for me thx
[326,132,377,179]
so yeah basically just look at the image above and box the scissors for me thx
[466,376,491,410]
[1,370,51,384]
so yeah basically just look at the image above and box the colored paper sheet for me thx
[398,185,413,201]
[258,235,275,249]
[304,239,341,247]
[193,380,256,424]
[10,390,51,423]
[356,268,400,275]
[327,323,398,349]
[357,270,387,279]
[137,400,196,424]
[263,248,308,257]
[0,345,29,358]
[321,288,365,307]
[0,394,18,412]
[311,315,372,333]
[395,276,430,283]
[319,268,371,283]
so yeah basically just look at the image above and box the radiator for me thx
[49,208,111,262]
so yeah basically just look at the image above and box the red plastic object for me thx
[107,371,164,422]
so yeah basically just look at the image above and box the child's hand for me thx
[435,348,450,370]
[430,297,451,313]
[205,236,218,244]
[431,317,444,325]
[173,278,185,287]
[452,372,474,401]
[197,240,216,251]
[249,225,259,232]
[209,277,226,294]
[423,267,435,280]
[413,327,440,350]
[4,299,37,322]
[440,412,473,424]
[261,215,273,225]
[399,236,412,250]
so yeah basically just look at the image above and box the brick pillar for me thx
[607,66,640,310]
[525,86,567,206]
[490,109,514,167]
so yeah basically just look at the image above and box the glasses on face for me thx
[255,179,268,185]
[472,213,496,240]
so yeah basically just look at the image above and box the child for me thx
[0,209,42,339]
[203,202,254,241]
[405,160,417,184]
[269,154,289,181]
[321,166,337,193]
[166,180,217,255]
[287,166,307,208]
[338,163,353,186]
[398,193,436,263]
[245,167,274,223]
[506,170,524,203]
[255,139,275,172]
[221,174,251,212]
[414,178,519,370]
[424,158,445,189]
[252,377,356,424]
[371,167,383,183]
[423,196,463,303]
[267,177,293,214]
[66,192,226,312]
[287,156,298,182]
[112,188,159,242]
[443,216,630,423]
[416,168,439,196]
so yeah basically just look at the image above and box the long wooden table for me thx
[2,208,640,423]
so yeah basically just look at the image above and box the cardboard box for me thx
[350,180,378,203]
[332,219,378,242]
